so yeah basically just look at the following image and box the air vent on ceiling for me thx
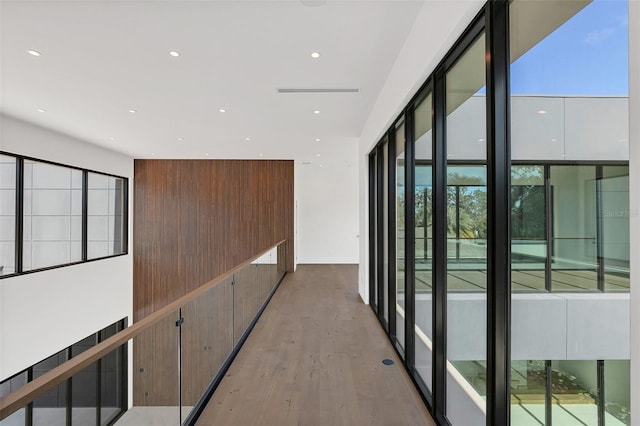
[277,88,359,94]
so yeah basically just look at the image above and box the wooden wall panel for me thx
[133,159,294,322]
[133,160,293,406]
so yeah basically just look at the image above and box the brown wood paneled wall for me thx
[133,159,294,322]
[133,160,292,406]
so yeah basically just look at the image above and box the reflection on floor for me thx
[414,268,630,292]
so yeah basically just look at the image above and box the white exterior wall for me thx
[0,114,133,381]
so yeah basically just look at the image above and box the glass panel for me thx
[511,165,546,292]
[551,360,598,425]
[509,0,629,422]
[0,371,28,425]
[33,352,68,426]
[132,310,179,417]
[601,166,630,292]
[372,153,378,310]
[182,278,233,419]
[0,154,16,276]
[414,91,433,391]
[604,360,630,425]
[395,122,405,353]
[233,261,259,345]
[23,160,82,270]
[550,165,598,291]
[511,360,547,425]
[70,335,98,424]
[382,141,389,325]
[445,32,487,423]
[100,324,124,425]
[88,173,126,259]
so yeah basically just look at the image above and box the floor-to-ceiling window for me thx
[367,1,630,425]
[445,31,487,423]
[395,119,406,355]
[414,89,433,393]
[509,1,630,425]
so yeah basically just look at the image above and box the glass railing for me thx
[0,241,287,426]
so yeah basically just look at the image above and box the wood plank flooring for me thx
[196,264,434,426]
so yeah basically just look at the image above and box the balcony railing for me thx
[0,240,288,425]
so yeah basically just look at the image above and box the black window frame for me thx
[0,150,129,280]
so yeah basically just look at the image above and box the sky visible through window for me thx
[510,0,628,96]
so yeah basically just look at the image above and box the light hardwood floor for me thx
[196,264,434,426]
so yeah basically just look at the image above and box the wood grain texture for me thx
[133,159,294,322]
[196,265,435,426]
[133,160,292,406]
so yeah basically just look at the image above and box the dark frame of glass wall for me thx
[0,150,129,279]
[0,319,128,426]
[368,1,629,425]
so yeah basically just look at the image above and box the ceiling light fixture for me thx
[109,137,116,141]
[313,110,320,114]
[245,137,251,141]
[128,109,136,114]
[551,138,558,142]
[36,108,46,113]
[27,50,41,57]
[537,110,547,114]
[169,51,180,57]
[259,154,264,157]
[311,52,320,59]
[315,138,320,142]
[219,109,226,113]
[177,137,183,141]
[478,138,485,142]
[151,153,155,156]
[316,154,321,157]
[319,164,324,167]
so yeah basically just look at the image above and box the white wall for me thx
[0,114,133,380]
[629,0,639,419]
[294,143,359,264]
[357,0,486,302]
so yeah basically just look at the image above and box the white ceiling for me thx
[0,0,426,161]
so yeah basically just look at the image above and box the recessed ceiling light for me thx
[311,52,320,59]
[551,138,557,142]
[537,110,547,114]
[316,154,321,157]
[205,153,209,156]
[478,138,485,142]
[36,108,46,113]
[27,50,41,57]
[245,137,251,141]
[315,138,320,142]
[109,137,116,141]
[151,153,155,156]
[169,51,180,57]
[177,137,183,141]
[128,109,136,114]
[219,109,226,113]
[259,153,264,157]
[319,164,324,167]
[313,110,320,114]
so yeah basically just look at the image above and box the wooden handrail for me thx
[0,240,286,420]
